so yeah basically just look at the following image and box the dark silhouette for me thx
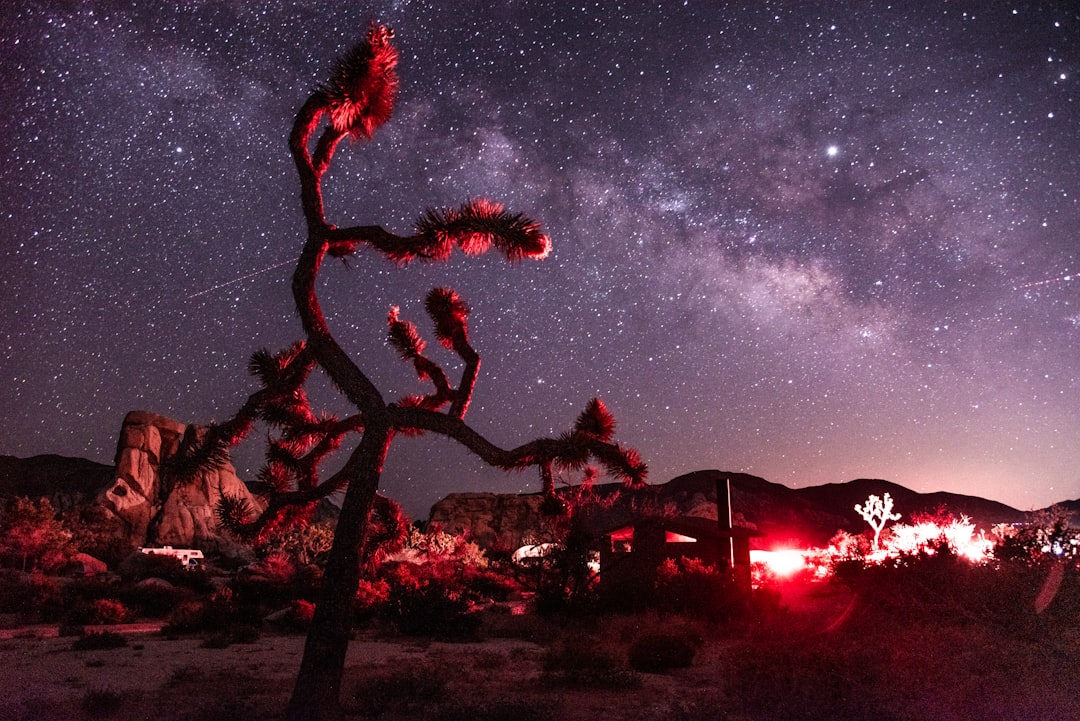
[179,24,645,721]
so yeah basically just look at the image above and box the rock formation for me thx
[427,492,547,550]
[99,410,264,550]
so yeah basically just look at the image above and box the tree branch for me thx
[387,405,648,486]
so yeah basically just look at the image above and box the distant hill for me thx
[431,469,1049,550]
[0,454,113,510]
[660,471,1033,549]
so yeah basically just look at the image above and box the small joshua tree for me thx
[855,492,902,551]
[176,24,646,721]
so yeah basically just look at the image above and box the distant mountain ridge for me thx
[683,471,1038,548]
[430,470,1075,551]
[2,454,1077,551]
[0,454,113,510]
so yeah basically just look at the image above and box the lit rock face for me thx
[100,410,264,550]
[427,492,545,551]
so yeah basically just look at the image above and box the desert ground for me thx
[2,579,1079,721]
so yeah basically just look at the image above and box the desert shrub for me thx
[90,598,129,624]
[118,552,214,592]
[201,622,261,649]
[228,557,323,616]
[627,630,697,673]
[344,663,449,718]
[0,571,65,620]
[654,556,746,621]
[81,687,124,717]
[389,580,480,640]
[836,550,1055,634]
[73,631,128,650]
[0,497,77,572]
[542,635,640,689]
[120,578,194,618]
[723,637,881,721]
[257,521,335,567]
[162,588,254,634]
[355,577,391,621]
[269,598,316,632]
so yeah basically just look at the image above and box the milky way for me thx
[2,1,1078,517]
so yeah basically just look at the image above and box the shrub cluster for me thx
[344,663,449,718]
[626,628,699,673]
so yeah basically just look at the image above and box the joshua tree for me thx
[177,24,646,721]
[855,492,902,551]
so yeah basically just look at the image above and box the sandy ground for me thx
[3,582,1077,721]
[0,624,717,721]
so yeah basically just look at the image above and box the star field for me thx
[2,1,1078,518]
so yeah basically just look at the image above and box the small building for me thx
[600,517,759,592]
[598,476,761,599]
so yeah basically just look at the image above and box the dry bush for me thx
[72,631,128,650]
[722,636,883,721]
[344,662,450,718]
[81,687,125,717]
[542,634,640,689]
[627,630,697,673]
[119,579,195,618]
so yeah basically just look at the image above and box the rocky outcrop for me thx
[99,410,264,551]
[427,492,546,551]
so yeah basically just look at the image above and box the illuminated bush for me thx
[281,599,316,631]
[994,506,1080,564]
[885,513,992,562]
[90,598,129,624]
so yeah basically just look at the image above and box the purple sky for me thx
[2,1,1078,518]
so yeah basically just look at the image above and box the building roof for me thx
[604,516,762,541]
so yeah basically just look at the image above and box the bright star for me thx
[826,145,839,157]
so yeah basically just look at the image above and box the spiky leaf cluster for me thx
[321,23,398,139]
[215,492,255,539]
[387,306,426,361]
[425,287,470,350]
[414,198,551,263]
[160,416,253,485]
[574,398,616,442]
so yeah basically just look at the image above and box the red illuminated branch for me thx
[388,403,648,487]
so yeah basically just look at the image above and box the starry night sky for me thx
[2,1,1078,518]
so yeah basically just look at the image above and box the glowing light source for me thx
[750,549,807,577]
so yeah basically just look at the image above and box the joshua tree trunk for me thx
[286,421,392,721]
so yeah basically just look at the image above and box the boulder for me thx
[427,492,545,551]
[98,411,264,551]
